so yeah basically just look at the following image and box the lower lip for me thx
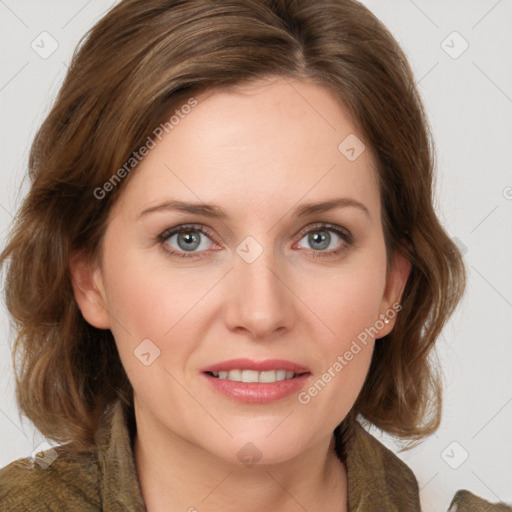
[202,373,311,404]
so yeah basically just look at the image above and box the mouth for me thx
[201,358,311,403]
[205,369,306,383]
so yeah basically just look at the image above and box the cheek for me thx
[104,264,168,339]
[97,231,169,366]
[100,239,218,374]
[297,257,387,347]
[292,250,386,408]
[294,268,384,426]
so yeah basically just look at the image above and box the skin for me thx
[71,76,410,511]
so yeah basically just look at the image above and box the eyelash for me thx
[156,222,354,260]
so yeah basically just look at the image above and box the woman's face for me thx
[73,76,408,465]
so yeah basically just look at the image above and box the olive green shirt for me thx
[0,400,510,511]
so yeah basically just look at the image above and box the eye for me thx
[157,224,217,259]
[157,222,354,260]
[295,223,353,258]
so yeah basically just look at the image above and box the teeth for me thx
[211,369,299,383]
[259,370,277,383]
[276,370,286,381]
[242,370,259,383]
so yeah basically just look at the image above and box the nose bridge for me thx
[225,236,293,337]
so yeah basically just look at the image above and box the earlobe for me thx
[69,251,111,329]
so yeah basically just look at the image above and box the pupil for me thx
[178,230,200,251]
[309,230,330,250]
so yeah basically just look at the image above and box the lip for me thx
[202,373,311,403]
[201,358,311,404]
[200,358,310,373]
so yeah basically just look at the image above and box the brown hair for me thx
[0,0,465,451]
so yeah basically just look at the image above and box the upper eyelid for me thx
[159,224,219,244]
[296,222,349,236]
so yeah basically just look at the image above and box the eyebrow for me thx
[138,197,370,220]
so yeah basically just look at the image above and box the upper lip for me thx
[201,358,310,374]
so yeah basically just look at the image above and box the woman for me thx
[0,0,509,510]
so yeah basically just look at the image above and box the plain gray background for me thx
[1,1,511,509]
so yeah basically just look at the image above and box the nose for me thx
[223,245,295,340]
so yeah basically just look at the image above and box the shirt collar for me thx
[340,419,421,510]
[95,400,146,511]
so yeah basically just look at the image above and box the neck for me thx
[132,400,348,512]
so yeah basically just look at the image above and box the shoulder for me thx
[344,422,512,512]
[449,490,512,511]
[0,444,101,511]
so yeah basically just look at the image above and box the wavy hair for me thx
[0,0,465,451]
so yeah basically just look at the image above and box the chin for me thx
[194,422,320,468]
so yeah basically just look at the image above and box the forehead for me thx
[113,77,380,222]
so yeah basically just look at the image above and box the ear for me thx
[376,250,411,338]
[69,251,112,329]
